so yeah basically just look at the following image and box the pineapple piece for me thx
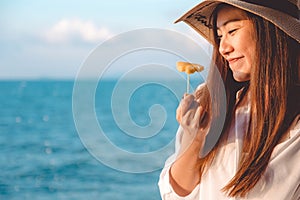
[176,61,204,93]
[176,62,204,74]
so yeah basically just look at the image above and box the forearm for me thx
[169,139,202,196]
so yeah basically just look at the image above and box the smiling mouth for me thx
[227,57,243,65]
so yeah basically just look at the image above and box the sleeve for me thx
[158,126,200,200]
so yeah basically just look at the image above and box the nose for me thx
[219,36,233,56]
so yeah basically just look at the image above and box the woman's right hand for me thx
[176,87,211,156]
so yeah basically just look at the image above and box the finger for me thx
[176,106,181,123]
[177,94,193,123]
[200,112,209,128]
[194,89,202,100]
[181,94,196,108]
[182,103,202,124]
[181,101,195,116]
[200,108,212,128]
[181,108,197,127]
[195,105,205,125]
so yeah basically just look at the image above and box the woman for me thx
[159,0,300,199]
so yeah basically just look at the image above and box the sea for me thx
[0,79,202,200]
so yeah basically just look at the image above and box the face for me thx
[216,5,256,82]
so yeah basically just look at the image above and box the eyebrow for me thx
[217,18,242,29]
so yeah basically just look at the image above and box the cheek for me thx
[244,50,255,73]
[246,45,256,66]
[242,39,256,68]
[245,29,257,64]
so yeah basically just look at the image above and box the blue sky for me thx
[0,0,211,79]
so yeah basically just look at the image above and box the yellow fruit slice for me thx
[176,61,204,93]
[176,62,204,74]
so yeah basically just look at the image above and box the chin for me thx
[233,72,250,82]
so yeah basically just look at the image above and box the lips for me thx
[227,57,243,65]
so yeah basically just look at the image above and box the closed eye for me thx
[228,29,237,34]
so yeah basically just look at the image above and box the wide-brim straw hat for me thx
[175,0,300,44]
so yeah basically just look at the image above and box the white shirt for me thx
[158,89,300,200]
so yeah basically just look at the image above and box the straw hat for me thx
[175,0,300,44]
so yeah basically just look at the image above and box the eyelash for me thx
[217,29,238,40]
[228,29,237,34]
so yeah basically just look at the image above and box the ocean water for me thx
[0,79,202,200]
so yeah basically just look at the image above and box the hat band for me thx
[243,0,299,19]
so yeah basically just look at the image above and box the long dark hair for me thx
[200,3,300,197]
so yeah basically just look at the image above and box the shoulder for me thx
[278,115,300,143]
[291,115,300,134]
[287,114,300,139]
[272,115,300,158]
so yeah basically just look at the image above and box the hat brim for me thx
[175,0,300,44]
